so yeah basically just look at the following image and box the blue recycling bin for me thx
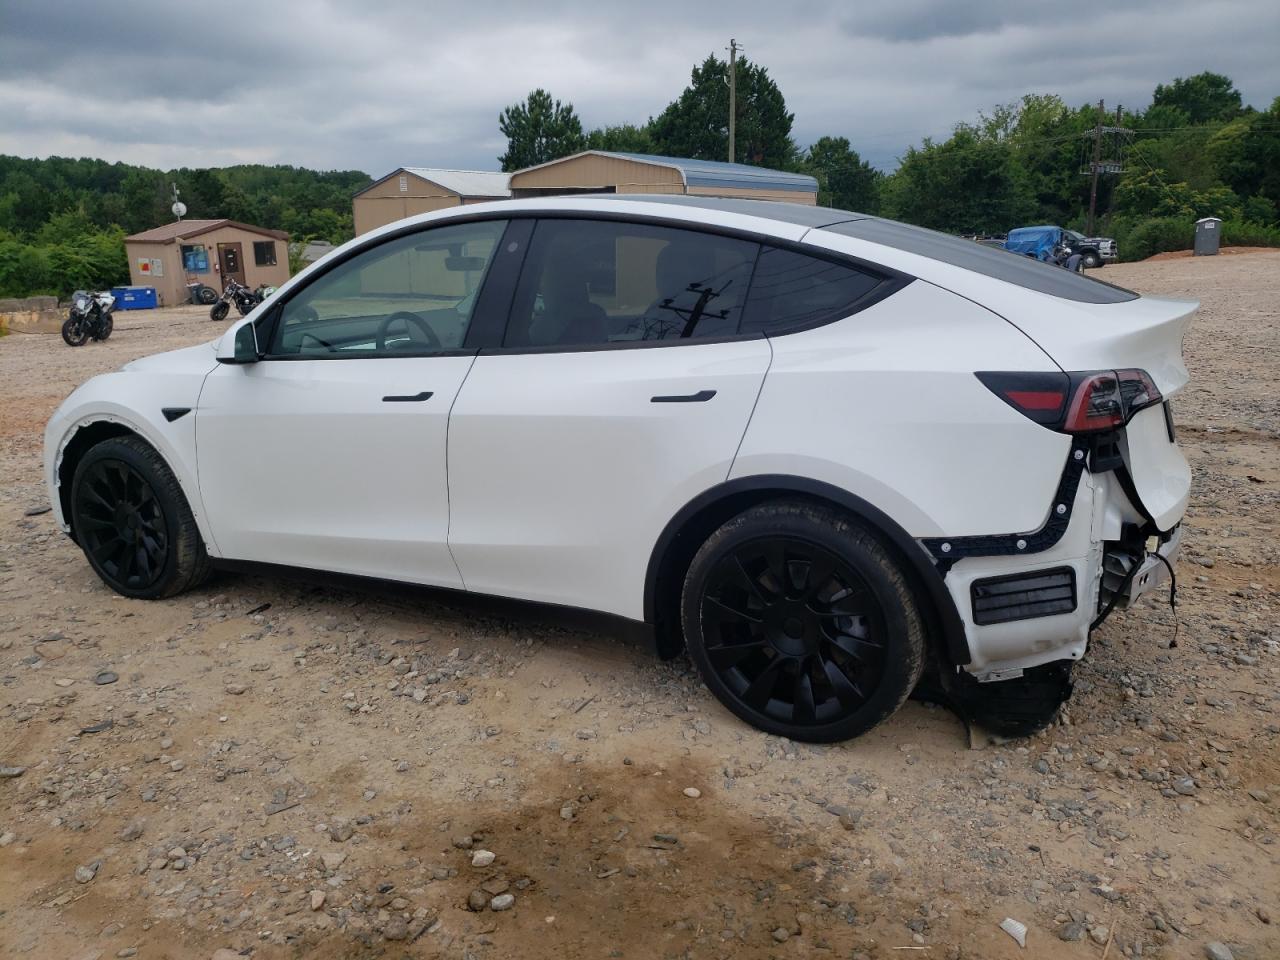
[111,286,159,310]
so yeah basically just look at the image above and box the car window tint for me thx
[742,246,884,335]
[270,219,506,357]
[505,219,758,348]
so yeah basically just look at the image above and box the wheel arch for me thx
[643,475,971,667]
[55,417,214,556]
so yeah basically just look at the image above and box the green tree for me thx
[1151,72,1243,124]
[881,127,1036,234]
[648,54,797,169]
[803,137,881,212]
[585,123,654,154]
[498,89,586,171]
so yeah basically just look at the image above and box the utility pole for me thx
[1086,99,1104,236]
[727,38,738,164]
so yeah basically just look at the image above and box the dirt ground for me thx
[1,255,1278,960]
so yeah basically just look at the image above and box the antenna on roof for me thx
[171,182,186,221]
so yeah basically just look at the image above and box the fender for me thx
[643,474,971,666]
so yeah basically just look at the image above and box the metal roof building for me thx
[353,167,512,235]
[508,151,818,205]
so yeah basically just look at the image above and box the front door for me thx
[447,217,772,620]
[196,218,509,587]
[217,242,245,289]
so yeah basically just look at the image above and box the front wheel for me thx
[62,316,89,346]
[210,300,230,322]
[1082,251,1101,269]
[681,501,925,742]
[70,436,212,599]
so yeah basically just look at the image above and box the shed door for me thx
[217,242,245,288]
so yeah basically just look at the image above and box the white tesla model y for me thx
[44,196,1192,741]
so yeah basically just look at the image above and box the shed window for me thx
[254,241,278,267]
[180,244,209,273]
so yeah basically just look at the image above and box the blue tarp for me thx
[1005,226,1062,261]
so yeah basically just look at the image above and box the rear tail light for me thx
[977,369,1162,434]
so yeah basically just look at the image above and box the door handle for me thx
[651,389,716,403]
[382,391,434,402]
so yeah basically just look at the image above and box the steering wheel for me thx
[376,311,442,352]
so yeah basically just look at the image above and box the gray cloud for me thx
[0,0,1275,176]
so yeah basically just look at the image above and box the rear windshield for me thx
[823,218,1138,304]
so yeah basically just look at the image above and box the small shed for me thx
[508,151,818,205]
[124,220,290,306]
[352,167,512,235]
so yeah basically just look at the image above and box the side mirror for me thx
[216,318,261,364]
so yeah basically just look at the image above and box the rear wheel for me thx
[92,312,113,341]
[681,501,924,742]
[70,436,212,599]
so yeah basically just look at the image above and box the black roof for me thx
[612,195,1136,304]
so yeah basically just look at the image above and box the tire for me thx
[681,500,925,742]
[944,661,1073,738]
[92,312,113,341]
[198,286,218,305]
[1082,251,1101,269]
[70,436,212,600]
[210,300,230,322]
[62,316,89,346]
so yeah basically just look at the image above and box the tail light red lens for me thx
[977,369,1162,434]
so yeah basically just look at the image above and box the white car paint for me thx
[447,339,772,616]
[196,354,477,586]
[43,194,1193,684]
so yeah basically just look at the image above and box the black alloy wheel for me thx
[74,458,169,592]
[682,501,924,742]
[70,436,212,599]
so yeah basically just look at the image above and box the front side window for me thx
[269,219,507,357]
[254,240,278,266]
[741,246,884,335]
[505,219,758,348]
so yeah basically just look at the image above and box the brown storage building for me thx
[124,220,290,306]
[508,151,818,204]
[352,167,512,235]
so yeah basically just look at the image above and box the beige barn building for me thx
[124,220,290,306]
[509,151,818,204]
[352,168,512,236]
[353,153,817,235]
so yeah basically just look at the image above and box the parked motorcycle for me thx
[61,290,116,346]
[1051,244,1084,273]
[210,278,264,321]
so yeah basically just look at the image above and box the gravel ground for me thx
[1,256,1278,960]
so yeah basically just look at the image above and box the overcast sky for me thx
[1,0,1276,176]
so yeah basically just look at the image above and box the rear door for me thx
[446,217,771,619]
[196,218,509,586]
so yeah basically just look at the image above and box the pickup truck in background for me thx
[1005,225,1117,267]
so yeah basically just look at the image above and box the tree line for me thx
[2,61,1277,300]
[0,158,369,298]
[499,64,1280,260]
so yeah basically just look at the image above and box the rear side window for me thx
[742,246,884,334]
[505,219,758,348]
[824,218,1138,304]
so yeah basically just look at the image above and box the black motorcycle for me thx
[61,290,116,346]
[210,278,268,321]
